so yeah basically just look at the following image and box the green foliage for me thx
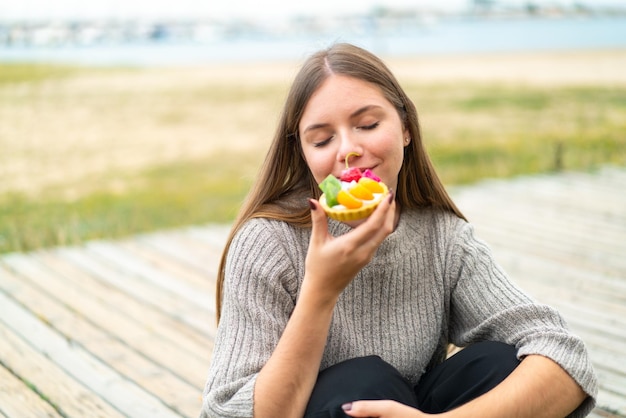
[410,83,626,184]
[1,68,625,254]
[456,90,551,111]
[0,155,255,254]
[0,63,81,84]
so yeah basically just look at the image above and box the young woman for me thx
[200,43,597,418]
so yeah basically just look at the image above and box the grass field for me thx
[1,54,625,254]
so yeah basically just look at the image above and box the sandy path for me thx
[199,48,626,86]
[2,48,625,197]
[388,49,626,86]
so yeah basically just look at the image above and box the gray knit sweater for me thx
[201,208,598,417]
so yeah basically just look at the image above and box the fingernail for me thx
[387,189,394,204]
[308,199,317,210]
[341,403,352,411]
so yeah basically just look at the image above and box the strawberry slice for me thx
[362,169,381,182]
[340,167,362,182]
[340,152,363,182]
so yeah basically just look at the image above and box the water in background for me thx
[1,16,625,66]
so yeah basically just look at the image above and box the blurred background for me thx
[2,0,626,64]
[1,0,625,253]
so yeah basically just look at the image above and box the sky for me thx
[0,0,625,21]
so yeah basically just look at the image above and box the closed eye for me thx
[312,122,378,147]
[313,136,333,148]
[359,122,379,130]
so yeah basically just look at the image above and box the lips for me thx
[334,167,376,178]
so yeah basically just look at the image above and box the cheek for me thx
[377,128,405,160]
[302,149,333,184]
[378,130,406,183]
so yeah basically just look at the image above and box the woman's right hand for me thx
[303,190,396,303]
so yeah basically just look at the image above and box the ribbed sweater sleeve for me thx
[200,219,300,418]
[446,220,598,417]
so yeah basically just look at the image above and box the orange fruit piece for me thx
[358,177,384,193]
[337,190,363,209]
[349,183,374,200]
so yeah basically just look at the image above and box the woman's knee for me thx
[305,355,417,417]
[416,341,520,413]
[460,340,520,378]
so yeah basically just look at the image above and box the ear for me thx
[403,128,411,146]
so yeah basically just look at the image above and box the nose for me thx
[336,130,364,165]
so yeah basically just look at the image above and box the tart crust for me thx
[319,182,388,221]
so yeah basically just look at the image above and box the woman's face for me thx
[298,75,409,193]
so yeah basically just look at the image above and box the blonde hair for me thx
[215,43,464,322]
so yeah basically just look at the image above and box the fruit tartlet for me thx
[318,153,388,222]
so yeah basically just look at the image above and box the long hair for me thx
[215,43,465,322]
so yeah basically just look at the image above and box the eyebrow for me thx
[302,105,383,134]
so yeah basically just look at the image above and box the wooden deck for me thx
[1,166,625,417]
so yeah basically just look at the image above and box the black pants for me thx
[304,341,520,417]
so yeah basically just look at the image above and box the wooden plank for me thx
[80,236,219,342]
[36,247,214,350]
[463,204,626,259]
[84,240,213,314]
[118,239,217,292]
[455,168,626,215]
[461,201,626,252]
[0,264,203,418]
[506,258,622,293]
[592,409,626,418]
[462,174,626,214]
[136,232,219,275]
[167,224,231,259]
[0,289,184,418]
[0,364,63,418]
[0,297,127,418]
[594,368,626,404]
[525,278,626,318]
[41,247,215,340]
[184,224,232,248]
[453,175,626,224]
[37,247,217,365]
[531,289,626,339]
[461,227,625,270]
[1,253,210,387]
[596,388,626,417]
[468,223,626,280]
